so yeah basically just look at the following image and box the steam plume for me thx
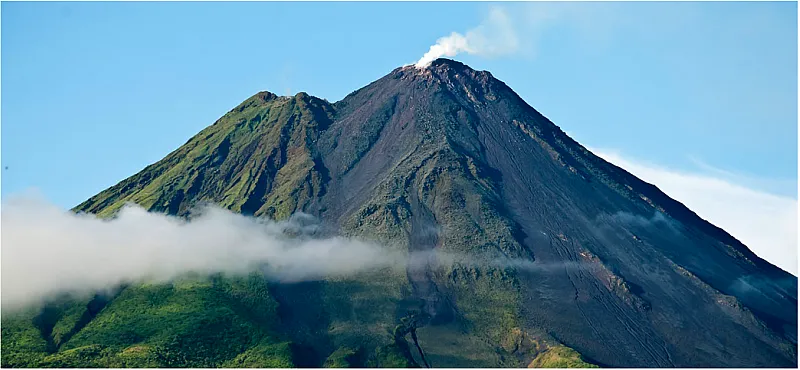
[415,7,518,68]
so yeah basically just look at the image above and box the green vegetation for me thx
[2,274,295,368]
[221,340,294,368]
[368,344,417,368]
[323,346,360,368]
[1,310,50,367]
[49,299,93,348]
[74,91,333,220]
[528,346,600,368]
[3,77,615,368]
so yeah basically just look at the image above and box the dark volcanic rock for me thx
[67,58,798,367]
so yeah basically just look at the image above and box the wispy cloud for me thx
[1,194,589,312]
[415,6,519,68]
[687,155,797,198]
[590,148,797,275]
[413,2,634,68]
[0,195,408,311]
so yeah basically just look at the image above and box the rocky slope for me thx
[3,59,796,368]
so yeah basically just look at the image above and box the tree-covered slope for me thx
[2,274,293,368]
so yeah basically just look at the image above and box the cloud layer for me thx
[6,146,792,313]
[0,197,408,311]
[592,148,798,275]
[1,196,583,311]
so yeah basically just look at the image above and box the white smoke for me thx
[415,7,519,68]
[0,195,407,311]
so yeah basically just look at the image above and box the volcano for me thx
[3,59,796,368]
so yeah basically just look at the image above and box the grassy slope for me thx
[3,275,293,368]
[528,346,599,368]
[74,91,332,220]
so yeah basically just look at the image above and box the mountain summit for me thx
[4,59,797,368]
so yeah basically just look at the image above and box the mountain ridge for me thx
[6,58,795,368]
[79,58,788,277]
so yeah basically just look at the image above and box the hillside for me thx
[2,59,796,368]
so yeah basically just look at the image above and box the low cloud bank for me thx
[2,196,588,312]
[1,196,406,311]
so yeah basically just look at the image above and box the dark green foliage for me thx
[323,346,360,368]
[368,344,417,368]
[221,340,294,368]
[1,310,50,367]
[49,300,92,348]
[3,274,292,368]
[527,346,599,368]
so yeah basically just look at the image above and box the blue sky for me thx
[1,2,797,272]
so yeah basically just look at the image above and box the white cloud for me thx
[590,148,797,275]
[0,196,408,311]
[0,194,591,312]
